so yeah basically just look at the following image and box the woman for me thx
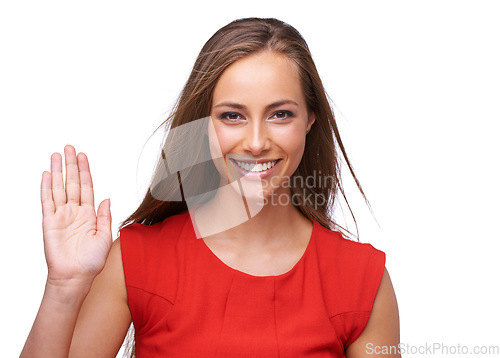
[21,17,400,357]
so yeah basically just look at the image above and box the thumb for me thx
[96,198,112,237]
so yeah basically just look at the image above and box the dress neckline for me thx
[185,209,317,279]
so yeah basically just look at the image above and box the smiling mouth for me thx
[229,158,281,173]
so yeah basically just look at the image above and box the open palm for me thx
[41,145,112,285]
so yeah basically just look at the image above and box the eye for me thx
[220,112,245,122]
[269,110,294,120]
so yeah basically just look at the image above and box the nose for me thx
[242,120,271,156]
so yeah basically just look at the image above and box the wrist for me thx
[44,277,93,307]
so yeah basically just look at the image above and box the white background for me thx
[1,0,499,355]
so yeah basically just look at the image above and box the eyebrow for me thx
[213,99,299,110]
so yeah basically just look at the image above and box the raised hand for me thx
[40,145,112,287]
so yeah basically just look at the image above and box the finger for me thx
[41,171,55,216]
[51,152,66,208]
[64,145,80,205]
[77,152,95,207]
[96,199,112,239]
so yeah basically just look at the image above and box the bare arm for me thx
[346,268,401,358]
[20,145,131,357]
[69,238,131,357]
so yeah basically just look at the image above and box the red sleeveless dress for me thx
[120,210,385,357]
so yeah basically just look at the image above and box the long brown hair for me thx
[120,17,370,357]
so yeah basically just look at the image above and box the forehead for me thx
[212,51,305,106]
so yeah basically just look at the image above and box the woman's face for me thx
[208,50,315,206]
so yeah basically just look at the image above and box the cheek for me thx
[276,125,307,156]
[275,126,307,178]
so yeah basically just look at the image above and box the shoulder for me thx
[119,210,189,241]
[313,223,389,347]
[119,210,191,254]
[118,211,191,303]
[119,209,192,266]
[314,224,386,276]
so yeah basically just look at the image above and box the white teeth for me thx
[234,160,278,172]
